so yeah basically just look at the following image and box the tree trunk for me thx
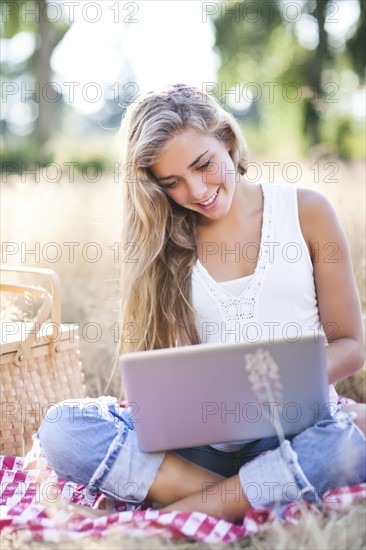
[37,0,55,144]
[305,0,328,146]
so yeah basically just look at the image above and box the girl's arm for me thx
[298,188,365,384]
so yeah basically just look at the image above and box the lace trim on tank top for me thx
[194,183,274,323]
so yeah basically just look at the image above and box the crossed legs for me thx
[37,398,365,525]
[147,451,250,523]
[147,404,366,524]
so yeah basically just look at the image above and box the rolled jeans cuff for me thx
[80,401,165,504]
[238,439,318,514]
[87,412,166,504]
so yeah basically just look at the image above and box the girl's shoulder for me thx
[296,187,344,251]
[296,186,332,210]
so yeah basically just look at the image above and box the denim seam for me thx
[280,440,319,504]
[190,447,238,457]
[110,407,134,430]
[87,423,129,494]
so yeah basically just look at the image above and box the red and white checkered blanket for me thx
[1,455,365,544]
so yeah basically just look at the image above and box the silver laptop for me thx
[120,334,330,452]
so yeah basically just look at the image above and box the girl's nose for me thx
[186,176,208,202]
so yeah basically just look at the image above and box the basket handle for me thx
[0,266,61,326]
[1,283,54,366]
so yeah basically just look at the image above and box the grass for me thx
[1,174,124,397]
[1,157,365,548]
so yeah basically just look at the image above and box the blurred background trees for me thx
[214,0,365,158]
[1,0,136,171]
[1,0,69,144]
[1,0,365,171]
[1,0,69,165]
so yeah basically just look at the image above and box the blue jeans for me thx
[174,437,280,477]
[239,408,366,515]
[36,396,366,513]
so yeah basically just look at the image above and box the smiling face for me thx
[150,128,238,224]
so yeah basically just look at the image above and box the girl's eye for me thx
[162,181,177,190]
[198,160,211,171]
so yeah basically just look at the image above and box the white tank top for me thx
[191,182,338,452]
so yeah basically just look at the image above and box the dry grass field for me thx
[1,157,365,549]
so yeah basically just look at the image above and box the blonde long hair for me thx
[117,84,249,353]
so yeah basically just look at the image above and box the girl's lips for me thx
[196,188,220,210]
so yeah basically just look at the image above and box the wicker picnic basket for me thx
[0,266,86,456]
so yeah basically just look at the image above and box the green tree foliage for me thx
[1,0,70,145]
[213,0,365,157]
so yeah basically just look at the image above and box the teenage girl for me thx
[37,84,366,523]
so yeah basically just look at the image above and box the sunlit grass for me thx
[1,176,123,396]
